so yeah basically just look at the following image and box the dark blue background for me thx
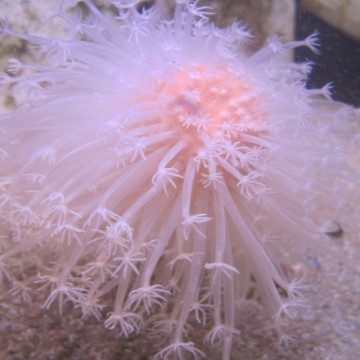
[295,10,360,107]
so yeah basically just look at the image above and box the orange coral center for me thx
[158,64,261,139]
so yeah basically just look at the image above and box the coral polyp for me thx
[0,1,359,359]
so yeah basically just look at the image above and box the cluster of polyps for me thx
[163,64,261,134]
[0,0,359,359]
[152,63,266,202]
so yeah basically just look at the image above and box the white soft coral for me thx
[0,1,359,359]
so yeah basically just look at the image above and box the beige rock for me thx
[301,0,360,40]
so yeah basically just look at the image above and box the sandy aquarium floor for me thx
[0,249,360,360]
